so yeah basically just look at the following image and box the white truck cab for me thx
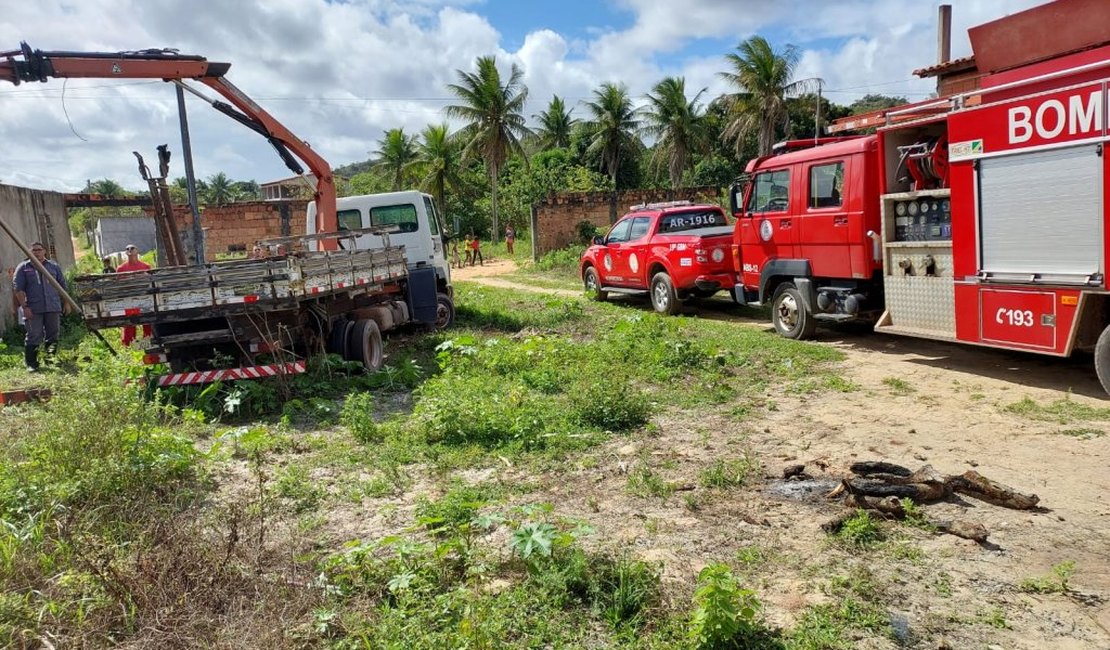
[307,190,451,286]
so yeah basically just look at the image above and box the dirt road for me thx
[460,260,1110,648]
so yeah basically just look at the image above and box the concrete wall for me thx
[95,216,157,257]
[531,186,722,259]
[0,184,76,330]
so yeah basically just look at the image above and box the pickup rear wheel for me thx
[1095,324,1110,396]
[771,283,817,340]
[583,266,607,301]
[347,319,383,372]
[650,272,681,315]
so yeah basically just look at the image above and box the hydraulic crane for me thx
[0,42,340,245]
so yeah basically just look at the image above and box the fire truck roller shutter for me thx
[977,144,1103,278]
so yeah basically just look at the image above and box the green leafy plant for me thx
[341,391,380,443]
[689,563,761,649]
[834,510,884,548]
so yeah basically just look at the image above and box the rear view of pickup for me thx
[74,242,446,386]
[579,201,737,314]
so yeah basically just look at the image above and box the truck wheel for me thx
[1096,324,1110,396]
[328,320,353,358]
[583,267,607,301]
[650,272,680,315]
[348,319,383,372]
[771,283,817,340]
[435,293,456,330]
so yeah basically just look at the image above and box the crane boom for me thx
[0,42,339,238]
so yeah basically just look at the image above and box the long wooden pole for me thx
[0,213,117,355]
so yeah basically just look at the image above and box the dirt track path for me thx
[461,260,1110,647]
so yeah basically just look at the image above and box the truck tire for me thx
[435,293,456,330]
[347,319,383,372]
[328,320,353,358]
[583,266,607,301]
[1096,324,1110,396]
[650,272,681,315]
[771,282,817,340]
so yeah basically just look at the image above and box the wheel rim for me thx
[585,272,598,293]
[435,299,452,329]
[653,282,669,310]
[777,293,799,330]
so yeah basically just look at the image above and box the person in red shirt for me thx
[115,244,153,346]
[468,234,483,266]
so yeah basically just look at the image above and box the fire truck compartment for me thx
[977,143,1103,281]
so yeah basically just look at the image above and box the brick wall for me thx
[532,186,721,259]
[149,200,308,261]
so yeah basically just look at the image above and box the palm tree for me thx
[407,124,466,229]
[204,172,235,205]
[533,95,575,150]
[582,82,641,222]
[642,77,708,189]
[446,55,531,243]
[88,178,125,197]
[719,36,811,156]
[373,128,418,191]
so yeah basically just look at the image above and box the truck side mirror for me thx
[728,183,740,216]
[592,235,605,246]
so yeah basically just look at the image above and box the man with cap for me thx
[115,244,153,346]
[13,242,66,371]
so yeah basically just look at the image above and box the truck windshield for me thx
[751,170,790,213]
[657,210,727,233]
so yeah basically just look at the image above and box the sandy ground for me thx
[451,260,1110,648]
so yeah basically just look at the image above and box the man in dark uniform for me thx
[13,242,66,371]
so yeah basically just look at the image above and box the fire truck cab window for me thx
[606,219,633,243]
[809,162,844,209]
[751,170,790,213]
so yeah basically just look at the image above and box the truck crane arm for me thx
[0,42,338,235]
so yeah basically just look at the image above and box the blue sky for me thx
[0,0,1042,191]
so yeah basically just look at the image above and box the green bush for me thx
[340,391,380,443]
[689,563,762,649]
[572,380,652,432]
[534,244,586,274]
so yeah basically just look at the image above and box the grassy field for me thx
[0,274,950,649]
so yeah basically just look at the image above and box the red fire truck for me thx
[730,1,1110,395]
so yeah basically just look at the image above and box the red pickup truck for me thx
[579,201,737,314]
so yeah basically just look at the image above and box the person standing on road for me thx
[469,233,483,266]
[115,244,153,347]
[463,234,474,267]
[504,225,516,255]
[13,242,66,372]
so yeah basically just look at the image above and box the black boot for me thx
[24,345,39,372]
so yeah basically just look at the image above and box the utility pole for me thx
[176,84,205,264]
[815,79,823,144]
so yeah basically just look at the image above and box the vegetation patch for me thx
[1004,395,1110,424]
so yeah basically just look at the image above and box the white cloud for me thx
[0,0,1050,192]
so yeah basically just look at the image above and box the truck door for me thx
[623,216,653,288]
[600,218,633,285]
[741,168,795,269]
[797,160,851,279]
